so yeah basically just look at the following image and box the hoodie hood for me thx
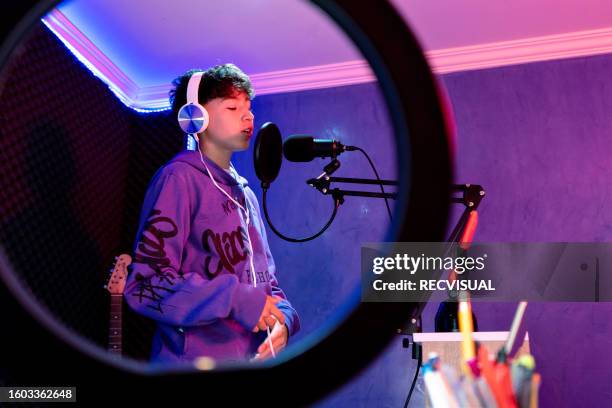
[168,150,249,187]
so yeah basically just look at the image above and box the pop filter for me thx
[253,122,283,187]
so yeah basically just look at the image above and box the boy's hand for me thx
[252,295,285,332]
[252,321,289,362]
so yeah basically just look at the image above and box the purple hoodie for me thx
[124,150,300,364]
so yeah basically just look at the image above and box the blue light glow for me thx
[40,13,171,113]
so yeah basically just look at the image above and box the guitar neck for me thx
[108,294,123,355]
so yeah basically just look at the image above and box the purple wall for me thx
[310,53,612,407]
[441,53,612,407]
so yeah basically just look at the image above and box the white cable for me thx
[195,136,276,358]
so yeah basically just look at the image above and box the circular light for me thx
[0,0,452,404]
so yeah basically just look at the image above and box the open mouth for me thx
[242,128,253,137]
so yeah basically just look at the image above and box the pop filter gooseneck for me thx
[252,122,340,242]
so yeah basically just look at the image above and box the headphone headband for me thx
[186,72,204,105]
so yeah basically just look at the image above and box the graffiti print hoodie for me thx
[124,150,300,364]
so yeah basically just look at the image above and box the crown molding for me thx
[41,9,147,110]
[42,9,612,110]
[428,26,612,74]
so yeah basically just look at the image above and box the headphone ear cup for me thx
[177,102,209,134]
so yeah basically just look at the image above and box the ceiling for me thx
[41,0,612,110]
[391,0,612,50]
[55,0,362,87]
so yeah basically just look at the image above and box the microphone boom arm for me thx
[307,175,399,201]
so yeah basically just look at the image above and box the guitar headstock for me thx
[106,254,132,295]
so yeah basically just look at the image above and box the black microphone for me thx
[283,135,356,162]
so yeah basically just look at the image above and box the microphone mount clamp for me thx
[307,159,399,203]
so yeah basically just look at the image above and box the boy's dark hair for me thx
[169,63,255,119]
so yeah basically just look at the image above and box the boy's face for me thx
[202,91,254,153]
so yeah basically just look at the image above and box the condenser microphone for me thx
[283,135,356,162]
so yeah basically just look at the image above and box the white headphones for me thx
[177,72,210,138]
